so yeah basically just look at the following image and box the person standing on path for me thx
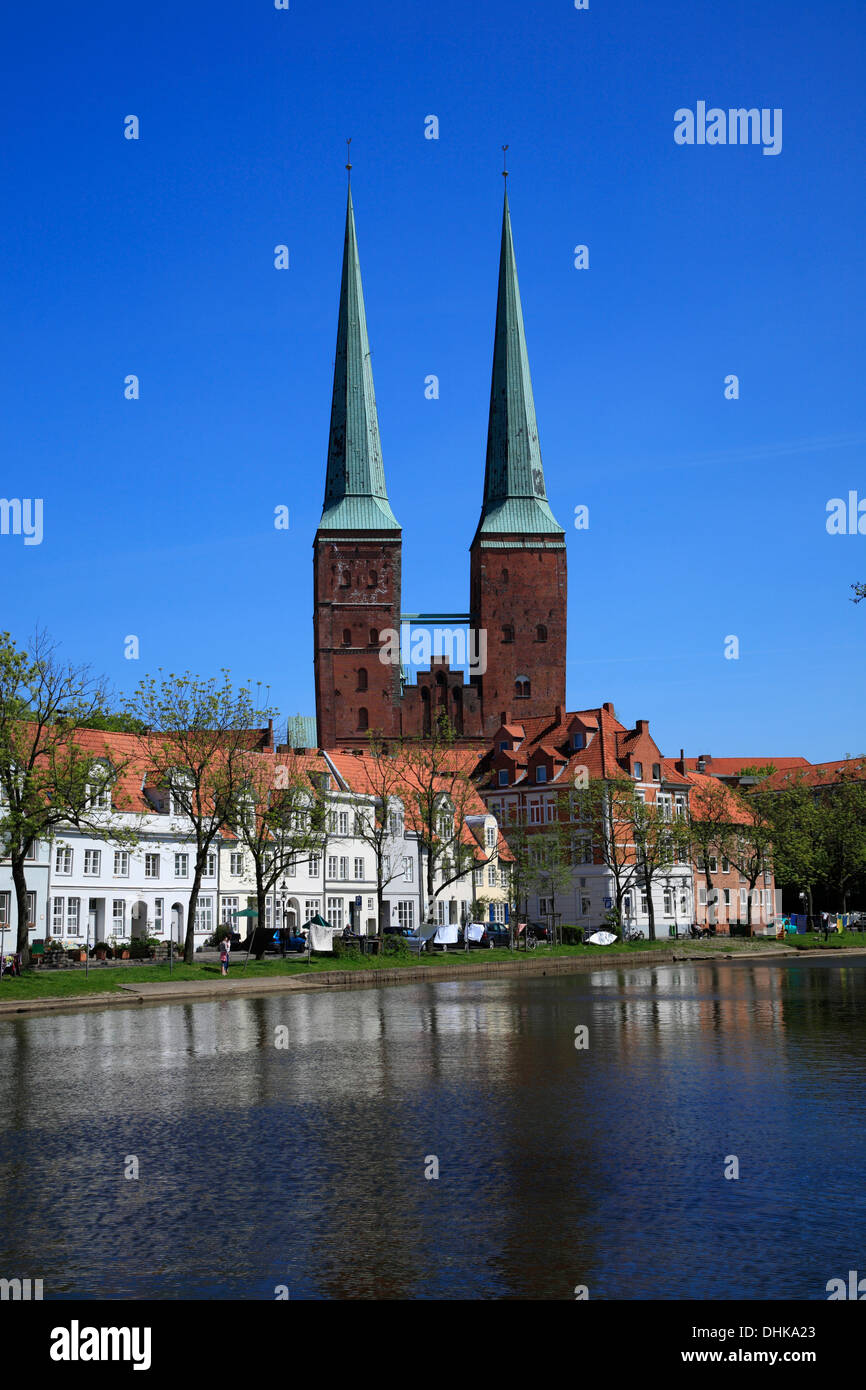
[220,934,230,977]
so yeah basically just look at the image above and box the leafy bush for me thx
[561,926,584,945]
[333,936,361,959]
[383,933,411,957]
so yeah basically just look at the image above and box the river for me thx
[1,955,864,1299]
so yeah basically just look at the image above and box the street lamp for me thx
[278,879,288,955]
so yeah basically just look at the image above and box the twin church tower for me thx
[313,183,567,749]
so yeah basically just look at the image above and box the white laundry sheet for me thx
[433,924,459,945]
[309,923,335,952]
[466,923,486,942]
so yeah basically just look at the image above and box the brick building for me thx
[313,187,566,748]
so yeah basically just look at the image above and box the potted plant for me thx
[93,940,111,960]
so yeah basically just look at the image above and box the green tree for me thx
[585,777,641,935]
[0,630,134,963]
[751,779,826,927]
[124,669,275,964]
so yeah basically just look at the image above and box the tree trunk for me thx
[645,877,656,941]
[12,853,30,965]
[184,866,204,965]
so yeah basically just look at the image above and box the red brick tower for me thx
[470,191,567,736]
[313,187,403,748]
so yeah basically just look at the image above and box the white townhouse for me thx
[0,838,50,956]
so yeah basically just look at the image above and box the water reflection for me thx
[1,955,864,1299]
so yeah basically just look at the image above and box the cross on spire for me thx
[502,144,509,181]
[345,137,352,183]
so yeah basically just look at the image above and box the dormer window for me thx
[652,763,661,781]
[498,770,508,787]
[572,732,585,751]
[499,741,509,752]
[536,765,547,783]
[633,761,643,780]
[86,762,113,811]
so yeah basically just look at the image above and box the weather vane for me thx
[346,137,352,182]
[502,144,509,180]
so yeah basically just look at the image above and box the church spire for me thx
[319,185,400,532]
[473,189,563,541]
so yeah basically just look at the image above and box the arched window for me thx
[342,628,352,646]
[357,707,369,732]
[515,676,531,700]
[436,671,448,709]
[501,568,509,584]
[501,624,514,644]
[339,570,350,588]
[452,686,464,735]
[369,628,379,646]
[536,624,548,642]
[357,668,368,691]
[367,571,378,588]
[421,686,431,735]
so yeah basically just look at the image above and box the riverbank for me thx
[4,936,862,1018]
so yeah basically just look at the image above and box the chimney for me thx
[697,753,708,773]
[602,701,615,716]
[267,717,274,750]
[676,747,686,775]
[554,704,563,725]
[636,719,649,735]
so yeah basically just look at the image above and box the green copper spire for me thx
[319,187,400,532]
[473,191,563,540]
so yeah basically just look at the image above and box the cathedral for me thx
[313,185,567,749]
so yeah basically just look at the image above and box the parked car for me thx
[484,924,511,949]
[526,921,552,942]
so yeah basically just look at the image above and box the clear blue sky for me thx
[1,0,864,761]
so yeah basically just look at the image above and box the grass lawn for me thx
[0,933,805,1003]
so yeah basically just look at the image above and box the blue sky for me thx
[1,0,864,761]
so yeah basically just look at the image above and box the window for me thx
[485,826,496,848]
[623,893,632,917]
[337,811,349,836]
[721,856,730,873]
[536,624,547,642]
[498,770,508,786]
[54,845,72,875]
[403,857,413,882]
[740,888,747,911]
[499,867,508,889]
[114,851,129,877]
[230,852,243,876]
[652,763,661,781]
[327,856,338,878]
[633,761,643,780]
[572,732,585,751]
[487,865,497,886]
[221,896,239,925]
[342,628,352,645]
[437,899,447,925]
[309,854,320,876]
[501,568,509,583]
[538,897,551,917]
[536,765,547,783]
[357,708,369,731]
[112,900,126,932]
[640,891,648,915]
[515,676,531,699]
[205,853,216,877]
[723,889,731,908]
[657,794,672,821]
[145,853,160,879]
[286,857,297,877]
[369,628,379,646]
[354,857,365,880]
[154,899,163,931]
[51,897,64,933]
[195,896,213,933]
[663,888,673,915]
[66,898,80,934]
[501,625,514,644]
[529,800,542,825]
[304,898,321,919]
[86,763,112,811]
[327,897,344,930]
[83,850,101,876]
[175,853,189,877]
[708,856,718,873]
[357,668,368,691]
[397,901,415,931]
[493,902,506,923]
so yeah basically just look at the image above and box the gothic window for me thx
[452,686,463,735]
[421,686,431,735]
[515,676,531,700]
[536,624,547,642]
[342,628,352,646]
[501,568,509,583]
[339,570,350,588]
[357,668,368,691]
[358,707,369,732]
[369,628,379,646]
[368,571,378,588]
[501,625,514,644]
